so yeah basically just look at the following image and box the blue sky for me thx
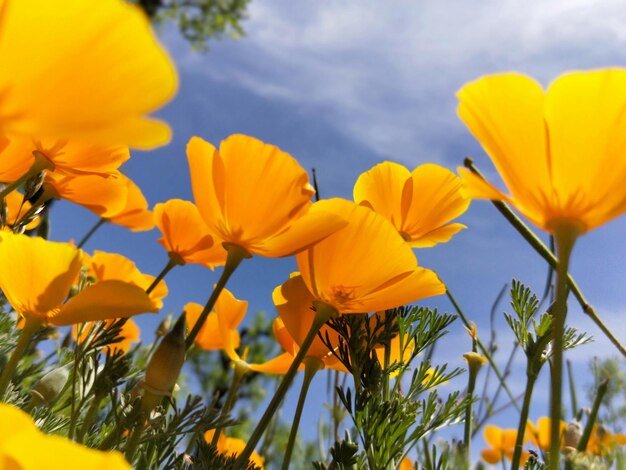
[50,0,626,464]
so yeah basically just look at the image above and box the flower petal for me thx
[484,424,504,448]
[50,280,156,326]
[106,175,154,231]
[249,352,302,375]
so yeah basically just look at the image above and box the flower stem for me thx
[577,377,609,452]
[234,301,338,469]
[211,361,249,447]
[464,158,626,358]
[124,417,145,463]
[77,218,106,249]
[185,244,250,349]
[282,357,323,469]
[446,288,520,412]
[548,224,578,470]
[511,372,538,468]
[146,256,180,295]
[76,393,103,443]
[0,317,41,398]
[463,355,482,467]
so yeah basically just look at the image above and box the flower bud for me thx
[155,314,173,338]
[142,313,186,412]
[463,351,487,376]
[564,420,582,449]
[30,365,70,406]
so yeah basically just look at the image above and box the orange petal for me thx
[215,288,248,332]
[0,233,81,320]
[408,223,466,248]
[0,135,35,182]
[249,352,302,375]
[106,175,154,231]
[50,280,157,326]
[0,0,177,148]
[484,424,504,448]
[4,190,40,230]
[481,448,503,464]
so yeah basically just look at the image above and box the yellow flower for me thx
[187,134,347,258]
[295,198,445,314]
[0,0,177,148]
[354,161,469,247]
[106,175,154,231]
[85,250,168,310]
[154,199,226,268]
[526,417,568,451]
[399,456,414,470]
[457,69,626,234]
[73,318,140,355]
[587,425,626,456]
[3,191,40,230]
[0,233,156,327]
[481,424,527,466]
[272,273,347,372]
[204,430,264,469]
[374,333,415,377]
[0,403,130,469]
[184,288,247,352]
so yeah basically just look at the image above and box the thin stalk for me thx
[0,317,41,397]
[511,372,538,468]
[548,224,578,470]
[566,360,578,418]
[577,377,609,452]
[77,218,106,249]
[463,358,481,468]
[281,357,323,469]
[185,244,250,349]
[124,417,145,463]
[446,288,520,411]
[234,301,338,468]
[211,362,248,447]
[464,158,626,358]
[146,256,179,295]
[76,393,103,443]
[0,152,52,201]
[382,338,391,400]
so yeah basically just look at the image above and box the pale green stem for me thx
[463,361,480,468]
[234,301,337,469]
[446,288,520,412]
[77,218,106,249]
[0,317,41,398]
[566,360,578,418]
[211,361,249,447]
[577,377,609,452]
[548,224,578,470]
[511,372,538,469]
[281,357,323,469]
[185,244,250,349]
[464,158,626,358]
[146,256,180,295]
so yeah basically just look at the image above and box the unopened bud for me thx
[142,313,186,411]
[463,351,487,375]
[30,365,70,406]
[564,420,582,449]
[155,314,173,338]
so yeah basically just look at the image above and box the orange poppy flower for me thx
[295,198,445,314]
[457,69,626,235]
[187,134,347,258]
[526,417,568,451]
[586,425,626,456]
[354,161,469,247]
[0,403,130,469]
[73,318,140,355]
[481,425,528,466]
[154,199,226,268]
[0,233,157,327]
[105,175,154,231]
[85,250,168,310]
[3,191,40,230]
[204,430,264,469]
[0,0,177,148]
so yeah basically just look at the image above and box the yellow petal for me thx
[0,0,177,148]
[0,135,34,182]
[105,175,153,231]
[457,74,550,219]
[408,223,466,248]
[481,448,503,464]
[50,280,157,326]
[374,333,414,377]
[0,233,81,320]
[484,424,504,448]
[353,161,410,228]
[44,172,128,218]
[4,191,40,230]
[154,199,226,268]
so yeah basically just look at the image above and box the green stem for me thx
[577,377,609,452]
[282,357,323,469]
[0,152,52,201]
[464,158,626,358]
[234,301,338,469]
[124,418,145,463]
[548,224,578,470]
[185,244,250,349]
[77,218,106,249]
[463,361,480,468]
[146,256,179,295]
[446,288,520,412]
[0,317,41,398]
[76,394,103,443]
[511,371,538,469]
[211,361,248,447]
[566,360,578,418]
